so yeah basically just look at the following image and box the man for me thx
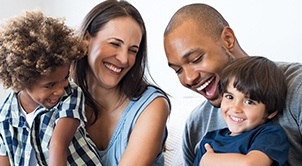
[163,3,302,166]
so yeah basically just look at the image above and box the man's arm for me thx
[182,121,197,166]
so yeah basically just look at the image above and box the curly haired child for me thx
[0,11,102,166]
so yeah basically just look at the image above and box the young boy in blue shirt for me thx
[194,56,289,166]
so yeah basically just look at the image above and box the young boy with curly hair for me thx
[0,11,96,165]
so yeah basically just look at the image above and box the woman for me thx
[71,0,170,165]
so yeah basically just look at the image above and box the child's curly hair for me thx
[0,11,87,92]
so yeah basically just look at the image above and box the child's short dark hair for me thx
[0,11,86,92]
[220,56,287,114]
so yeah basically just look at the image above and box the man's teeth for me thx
[105,63,122,73]
[197,77,214,91]
[230,115,244,122]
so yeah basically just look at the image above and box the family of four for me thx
[0,0,301,166]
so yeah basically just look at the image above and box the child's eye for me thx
[65,75,70,81]
[44,83,55,88]
[245,99,256,105]
[224,94,233,100]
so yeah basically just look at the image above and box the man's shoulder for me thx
[276,61,302,78]
[185,100,224,130]
[188,100,219,118]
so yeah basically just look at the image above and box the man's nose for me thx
[182,67,199,88]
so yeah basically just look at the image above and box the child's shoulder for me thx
[0,92,19,121]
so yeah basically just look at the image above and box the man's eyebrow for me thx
[183,49,197,59]
[168,48,199,67]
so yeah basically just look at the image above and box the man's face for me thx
[164,21,233,107]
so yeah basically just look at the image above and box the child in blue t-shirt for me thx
[0,11,101,166]
[194,56,289,166]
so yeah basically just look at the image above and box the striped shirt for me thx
[0,82,102,165]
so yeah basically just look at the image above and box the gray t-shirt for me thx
[183,62,302,166]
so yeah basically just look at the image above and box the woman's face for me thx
[86,16,142,90]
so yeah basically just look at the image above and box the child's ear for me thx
[267,111,278,119]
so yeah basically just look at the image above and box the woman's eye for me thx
[110,42,120,47]
[129,49,138,54]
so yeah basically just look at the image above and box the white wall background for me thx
[1,0,301,102]
[1,1,301,165]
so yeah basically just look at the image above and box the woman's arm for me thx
[119,97,170,166]
[199,144,272,166]
[48,117,80,166]
[0,156,10,166]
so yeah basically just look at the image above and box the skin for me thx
[0,156,10,166]
[19,65,70,113]
[198,79,277,166]
[19,65,79,166]
[164,20,247,107]
[85,16,169,165]
[221,79,277,136]
[164,19,275,166]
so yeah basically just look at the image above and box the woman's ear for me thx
[84,31,91,41]
[83,31,91,56]
[267,111,278,119]
[221,27,236,51]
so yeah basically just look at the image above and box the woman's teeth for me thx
[104,63,122,73]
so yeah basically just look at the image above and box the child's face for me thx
[20,65,70,112]
[221,79,268,136]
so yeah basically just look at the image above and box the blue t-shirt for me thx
[194,121,289,166]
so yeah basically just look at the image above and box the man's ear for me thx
[221,27,236,51]
[267,111,278,119]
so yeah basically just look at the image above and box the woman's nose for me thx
[116,49,129,65]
